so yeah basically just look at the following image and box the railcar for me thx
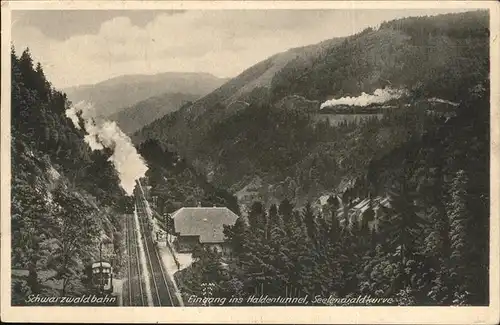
[91,261,113,293]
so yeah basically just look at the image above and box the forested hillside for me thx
[11,47,131,304]
[135,10,489,208]
[157,10,490,306]
[137,139,239,216]
[109,92,199,134]
[271,11,488,102]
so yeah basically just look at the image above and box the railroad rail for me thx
[124,213,147,306]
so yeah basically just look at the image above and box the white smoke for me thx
[320,87,406,109]
[65,101,148,195]
[65,104,81,129]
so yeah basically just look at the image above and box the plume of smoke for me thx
[65,101,148,195]
[65,105,81,129]
[320,87,406,109]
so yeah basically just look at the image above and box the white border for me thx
[1,1,499,324]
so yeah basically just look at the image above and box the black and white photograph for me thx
[1,1,499,323]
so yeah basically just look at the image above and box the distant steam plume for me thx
[65,101,148,195]
[320,87,406,109]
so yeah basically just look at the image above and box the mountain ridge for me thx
[64,72,229,118]
[63,71,227,90]
[108,92,199,134]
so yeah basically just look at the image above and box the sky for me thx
[11,9,473,89]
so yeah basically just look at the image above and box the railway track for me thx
[124,213,147,306]
[135,193,176,306]
[123,180,178,306]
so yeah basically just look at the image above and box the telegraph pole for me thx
[99,241,103,294]
[167,212,170,246]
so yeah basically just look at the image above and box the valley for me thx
[9,8,491,309]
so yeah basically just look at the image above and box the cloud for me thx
[11,9,472,89]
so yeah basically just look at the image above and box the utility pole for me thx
[99,241,103,294]
[167,212,170,246]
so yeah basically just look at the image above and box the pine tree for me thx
[267,203,281,229]
[278,199,294,223]
[248,201,267,234]
[19,48,36,90]
[279,199,295,235]
[223,217,248,259]
[337,220,361,296]
[447,169,474,305]
[267,208,291,295]
[286,217,315,297]
[385,184,427,290]
[302,201,316,243]
[34,62,50,101]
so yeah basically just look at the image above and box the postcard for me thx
[1,1,499,323]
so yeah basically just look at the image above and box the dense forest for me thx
[169,11,490,306]
[176,88,489,306]
[11,47,131,304]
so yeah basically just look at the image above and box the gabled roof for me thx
[171,207,239,243]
